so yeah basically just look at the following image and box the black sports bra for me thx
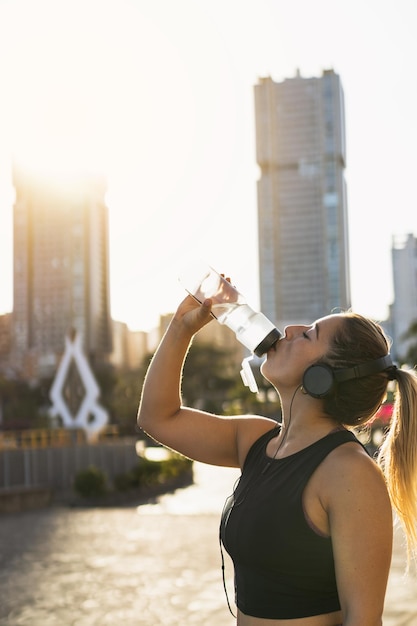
[220,427,363,619]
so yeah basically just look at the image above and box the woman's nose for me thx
[284,325,307,339]
[284,325,296,339]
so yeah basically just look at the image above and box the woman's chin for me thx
[260,362,272,383]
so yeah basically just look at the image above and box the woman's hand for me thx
[172,294,214,336]
[174,273,234,335]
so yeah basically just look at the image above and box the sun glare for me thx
[0,0,172,177]
[0,0,204,327]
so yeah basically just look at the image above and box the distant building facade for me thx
[390,233,417,362]
[255,70,351,328]
[11,166,113,379]
[110,320,149,370]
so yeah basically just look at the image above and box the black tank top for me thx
[220,426,363,619]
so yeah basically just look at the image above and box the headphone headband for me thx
[333,354,393,384]
[303,354,394,399]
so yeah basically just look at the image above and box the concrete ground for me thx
[0,462,415,625]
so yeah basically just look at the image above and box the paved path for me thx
[0,463,416,625]
[384,526,417,626]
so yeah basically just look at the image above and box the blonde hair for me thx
[323,312,417,565]
[377,368,417,566]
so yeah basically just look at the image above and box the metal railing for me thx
[0,437,139,492]
[0,428,86,450]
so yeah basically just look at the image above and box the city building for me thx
[254,69,351,329]
[110,320,149,370]
[390,233,417,362]
[11,165,113,379]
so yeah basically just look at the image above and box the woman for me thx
[137,293,417,625]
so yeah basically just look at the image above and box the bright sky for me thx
[0,0,416,331]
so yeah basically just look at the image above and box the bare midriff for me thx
[237,609,343,626]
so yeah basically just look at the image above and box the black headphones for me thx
[302,354,394,399]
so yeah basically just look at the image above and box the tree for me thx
[182,342,237,412]
[182,342,281,417]
[106,366,146,436]
[0,376,48,429]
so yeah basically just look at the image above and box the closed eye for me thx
[303,331,310,340]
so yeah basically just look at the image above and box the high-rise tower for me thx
[12,166,113,379]
[255,70,351,328]
[390,233,417,361]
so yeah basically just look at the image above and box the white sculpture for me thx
[49,331,109,442]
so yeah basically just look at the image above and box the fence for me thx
[0,439,140,493]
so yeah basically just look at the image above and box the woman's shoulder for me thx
[320,439,392,564]
[321,438,389,500]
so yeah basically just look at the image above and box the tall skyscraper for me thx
[12,166,113,379]
[390,233,417,361]
[255,69,351,329]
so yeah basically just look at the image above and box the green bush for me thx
[113,472,133,492]
[128,457,165,487]
[160,454,193,479]
[114,453,193,491]
[73,465,107,498]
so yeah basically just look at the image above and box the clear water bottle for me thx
[179,262,281,357]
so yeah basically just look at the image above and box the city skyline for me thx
[0,0,416,332]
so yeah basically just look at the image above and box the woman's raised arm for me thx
[137,295,274,467]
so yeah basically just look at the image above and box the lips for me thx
[268,339,279,353]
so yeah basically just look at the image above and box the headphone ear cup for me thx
[302,364,335,398]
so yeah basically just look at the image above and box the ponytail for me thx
[323,312,417,567]
[377,367,417,567]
